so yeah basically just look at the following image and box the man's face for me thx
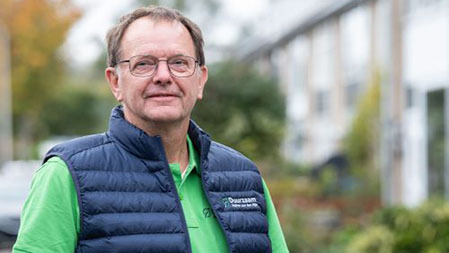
[106,17,208,128]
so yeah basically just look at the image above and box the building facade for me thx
[242,0,449,207]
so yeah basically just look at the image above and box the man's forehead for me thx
[127,16,180,29]
[122,17,188,43]
[120,17,194,56]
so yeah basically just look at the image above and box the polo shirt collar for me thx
[186,134,201,175]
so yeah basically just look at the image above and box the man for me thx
[13,5,289,253]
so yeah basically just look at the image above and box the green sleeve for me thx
[263,179,290,253]
[13,157,80,253]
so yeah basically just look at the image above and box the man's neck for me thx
[157,122,190,173]
[126,114,190,173]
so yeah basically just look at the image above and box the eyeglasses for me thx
[117,55,199,78]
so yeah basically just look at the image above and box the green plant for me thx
[346,199,449,253]
[192,60,285,163]
[347,225,394,253]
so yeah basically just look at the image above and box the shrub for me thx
[346,199,449,253]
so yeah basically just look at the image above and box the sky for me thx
[64,0,332,68]
[64,0,136,67]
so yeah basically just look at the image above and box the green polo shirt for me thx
[13,136,288,252]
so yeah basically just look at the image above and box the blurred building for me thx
[241,0,449,207]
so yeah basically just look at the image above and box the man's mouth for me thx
[147,92,178,97]
[149,94,176,97]
[146,93,179,101]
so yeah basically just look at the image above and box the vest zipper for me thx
[156,137,193,253]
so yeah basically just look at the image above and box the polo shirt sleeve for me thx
[13,157,80,253]
[263,179,290,253]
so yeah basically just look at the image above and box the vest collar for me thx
[107,106,211,162]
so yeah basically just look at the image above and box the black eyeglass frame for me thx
[117,55,199,78]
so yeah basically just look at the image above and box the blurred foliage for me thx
[40,83,116,137]
[318,225,362,253]
[192,60,285,162]
[266,177,316,252]
[319,166,340,196]
[344,199,449,253]
[0,0,80,158]
[268,175,381,253]
[342,72,381,197]
[280,201,311,252]
[347,225,394,253]
[310,199,449,253]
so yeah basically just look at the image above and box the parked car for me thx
[0,160,39,250]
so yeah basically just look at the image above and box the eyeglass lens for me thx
[129,55,196,77]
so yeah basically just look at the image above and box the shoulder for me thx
[14,157,79,253]
[35,156,71,183]
[209,141,253,162]
[31,157,75,199]
[49,133,110,154]
[207,141,259,172]
[44,133,111,163]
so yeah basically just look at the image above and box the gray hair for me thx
[105,5,205,67]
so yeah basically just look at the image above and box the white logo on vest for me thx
[222,196,259,210]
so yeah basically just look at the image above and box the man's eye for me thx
[171,59,187,65]
[136,61,152,66]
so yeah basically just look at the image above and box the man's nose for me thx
[152,60,172,85]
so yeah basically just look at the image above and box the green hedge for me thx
[346,199,449,253]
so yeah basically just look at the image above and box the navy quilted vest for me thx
[44,106,271,253]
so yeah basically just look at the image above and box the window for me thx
[406,86,415,108]
[316,90,330,116]
[345,82,359,109]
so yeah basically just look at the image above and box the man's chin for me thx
[144,111,187,124]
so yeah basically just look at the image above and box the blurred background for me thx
[1,0,449,252]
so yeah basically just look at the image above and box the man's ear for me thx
[197,65,208,100]
[105,67,123,102]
